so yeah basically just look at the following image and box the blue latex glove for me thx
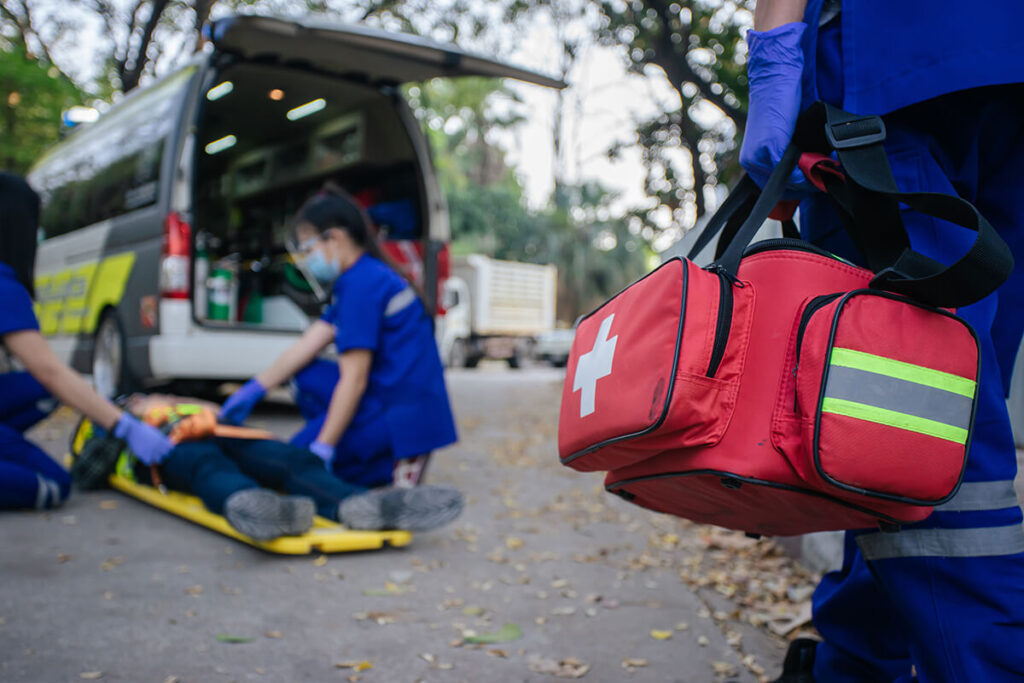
[739,23,813,194]
[113,414,174,466]
[309,440,335,467]
[219,378,266,426]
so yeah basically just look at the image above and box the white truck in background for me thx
[440,255,557,369]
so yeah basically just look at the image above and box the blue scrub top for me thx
[800,0,1024,115]
[0,263,38,338]
[320,254,457,459]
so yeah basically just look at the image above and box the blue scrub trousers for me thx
[155,437,366,521]
[801,89,1024,682]
[0,372,67,510]
[290,359,395,488]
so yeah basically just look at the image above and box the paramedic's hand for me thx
[219,379,266,426]
[309,440,335,467]
[113,414,174,465]
[739,22,813,194]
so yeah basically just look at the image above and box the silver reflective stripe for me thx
[825,365,973,431]
[385,287,418,317]
[857,524,1024,560]
[936,480,1021,512]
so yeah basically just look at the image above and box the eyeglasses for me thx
[287,236,320,258]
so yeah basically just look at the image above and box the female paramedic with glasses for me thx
[744,1,1024,681]
[0,173,173,511]
[219,189,457,489]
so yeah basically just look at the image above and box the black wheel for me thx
[464,354,481,369]
[448,338,468,368]
[507,352,522,369]
[92,310,133,398]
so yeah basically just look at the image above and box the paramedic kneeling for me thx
[219,189,457,488]
[0,173,173,510]
[743,1,1024,681]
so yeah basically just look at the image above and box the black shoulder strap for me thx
[799,102,1014,308]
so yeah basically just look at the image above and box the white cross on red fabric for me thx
[573,314,618,418]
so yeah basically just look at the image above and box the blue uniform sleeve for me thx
[0,268,39,337]
[328,272,386,354]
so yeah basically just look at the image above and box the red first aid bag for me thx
[557,104,1013,536]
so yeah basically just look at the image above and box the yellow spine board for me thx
[108,475,412,554]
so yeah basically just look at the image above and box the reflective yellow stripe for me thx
[34,253,135,337]
[821,397,969,444]
[830,347,976,398]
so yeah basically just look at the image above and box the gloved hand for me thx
[219,378,266,426]
[113,413,174,466]
[309,440,335,467]
[739,22,813,194]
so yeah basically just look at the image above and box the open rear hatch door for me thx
[208,15,566,89]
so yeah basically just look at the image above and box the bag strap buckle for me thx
[826,115,886,150]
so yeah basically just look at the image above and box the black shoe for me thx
[224,489,315,541]
[773,638,818,683]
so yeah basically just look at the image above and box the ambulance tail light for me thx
[435,242,450,316]
[160,212,191,299]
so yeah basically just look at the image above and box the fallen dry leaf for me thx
[99,500,118,510]
[57,554,72,564]
[697,636,710,647]
[650,629,673,641]
[80,673,102,680]
[264,631,283,639]
[100,557,123,571]
[335,661,372,672]
[312,554,327,567]
[506,537,525,550]
[527,655,590,679]
[184,585,203,596]
[621,658,648,669]
[711,660,738,677]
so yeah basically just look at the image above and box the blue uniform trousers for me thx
[0,372,67,509]
[290,359,394,488]
[156,437,366,521]
[802,89,1024,682]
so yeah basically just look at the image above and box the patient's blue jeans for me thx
[155,437,366,520]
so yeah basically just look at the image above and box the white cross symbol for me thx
[573,314,619,418]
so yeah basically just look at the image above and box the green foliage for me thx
[407,75,651,321]
[0,42,80,172]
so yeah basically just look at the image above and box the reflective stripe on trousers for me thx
[856,481,1024,560]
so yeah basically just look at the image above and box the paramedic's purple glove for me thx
[739,23,813,194]
[309,440,335,467]
[219,378,266,426]
[113,414,174,466]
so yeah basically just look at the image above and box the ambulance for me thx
[28,15,562,396]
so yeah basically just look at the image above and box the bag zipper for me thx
[793,293,843,410]
[744,238,856,266]
[706,266,743,377]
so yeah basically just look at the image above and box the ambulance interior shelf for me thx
[191,60,427,331]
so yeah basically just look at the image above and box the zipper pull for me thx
[708,264,746,288]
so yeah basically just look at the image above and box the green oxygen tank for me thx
[207,266,235,321]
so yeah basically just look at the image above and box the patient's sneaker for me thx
[224,488,315,541]
[338,485,463,532]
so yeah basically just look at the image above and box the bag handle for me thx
[701,103,1013,309]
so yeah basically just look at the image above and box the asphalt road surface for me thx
[0,365,793,682]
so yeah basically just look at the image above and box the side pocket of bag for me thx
[771,294,842,480]
[809,291,978,505]
[657,264,756,449]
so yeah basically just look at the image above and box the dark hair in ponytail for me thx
[0,172,40,297]
[296,183,423,299]
[296,184,386,262]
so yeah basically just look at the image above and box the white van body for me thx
[28,15,561,396]
[441,254,557,368]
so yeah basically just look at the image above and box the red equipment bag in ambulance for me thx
[557,103,1015,536]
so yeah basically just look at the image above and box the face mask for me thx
[305,248,341,284]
